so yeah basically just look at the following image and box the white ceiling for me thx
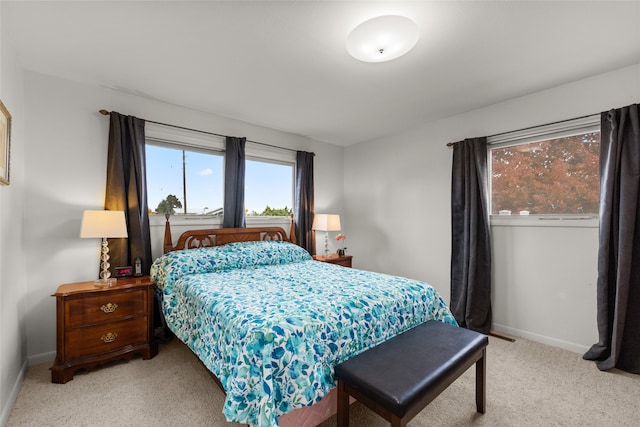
[4,1,640,146]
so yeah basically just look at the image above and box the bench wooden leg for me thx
[391,414,408,427]
[476,347,486,413]
[337,379,349,427]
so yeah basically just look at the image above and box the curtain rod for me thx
[445,112,600,147]
[99,109,313,155]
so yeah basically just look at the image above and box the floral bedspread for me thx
[150,241,457,427]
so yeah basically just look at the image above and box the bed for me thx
[151,221,457,427]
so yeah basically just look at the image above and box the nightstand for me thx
[313,254,353,268]
[51,276,158,384]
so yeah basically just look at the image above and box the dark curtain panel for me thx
[223,136,246,228]
[295,151,315,254]
[583,104,640,374]
[104,112,152,276]
[450,137,492,334]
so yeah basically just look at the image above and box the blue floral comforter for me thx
[151,241,457,427]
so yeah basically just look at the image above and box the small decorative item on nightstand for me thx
[336,233,347,256]
[134,257,143,276]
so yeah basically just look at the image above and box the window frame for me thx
[245,155,295,218]
[145,122,296,228]
[488,115,600,228]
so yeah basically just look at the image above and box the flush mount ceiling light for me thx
[346,15,419,63]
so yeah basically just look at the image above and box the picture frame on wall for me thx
[0,99,11,186]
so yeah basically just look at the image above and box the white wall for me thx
[5,39,637,425]
[22,71,344,362]
[344,64,640,353]
[0,4,28,425]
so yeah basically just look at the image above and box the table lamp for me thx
[312,214,341,257]
[80,210,128,286]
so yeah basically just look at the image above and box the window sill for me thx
[149,215,293,228]
[490,214,598,228]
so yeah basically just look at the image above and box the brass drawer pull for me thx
[100,303,118,313]
[101,332,118,343]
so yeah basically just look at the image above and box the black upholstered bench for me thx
[334,320,488,427]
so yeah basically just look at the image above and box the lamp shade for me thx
[80,210,128,238]
[312,214,341,232]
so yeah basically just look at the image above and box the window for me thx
[146,144,223,215]
[145,122,295,219]
[489,118,600,216]
[245,158,294,217]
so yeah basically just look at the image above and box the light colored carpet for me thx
[7,335,639,426]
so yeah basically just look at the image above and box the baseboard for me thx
[0,358,28,427]
[27,351,55,366]
[489,329,517,342]
[491,323,590,354]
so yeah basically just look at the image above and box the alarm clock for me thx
[114,266,133,278]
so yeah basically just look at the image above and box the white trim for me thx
[491,214,598,228]
[149,214,222,228]
[27,350,56,366]
[146,122,225,151]
[145,122,296,218]
[146,122,296,163]
[488,115,599,147]
[488,116,601,221]
[246,141,296,164]
[149,214,293,229]
[0,358,28,427]
[492,323,589,354]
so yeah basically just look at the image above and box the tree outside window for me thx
[491,132,600,215]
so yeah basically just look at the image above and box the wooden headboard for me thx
[163,215,297,253]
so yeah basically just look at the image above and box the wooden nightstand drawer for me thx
[330,258,352,267]
[65,317,148,360]
[313,255,353,268]
[51,276,158,383]
[65,289,147,327]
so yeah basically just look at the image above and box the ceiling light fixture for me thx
[346,15,419,63]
